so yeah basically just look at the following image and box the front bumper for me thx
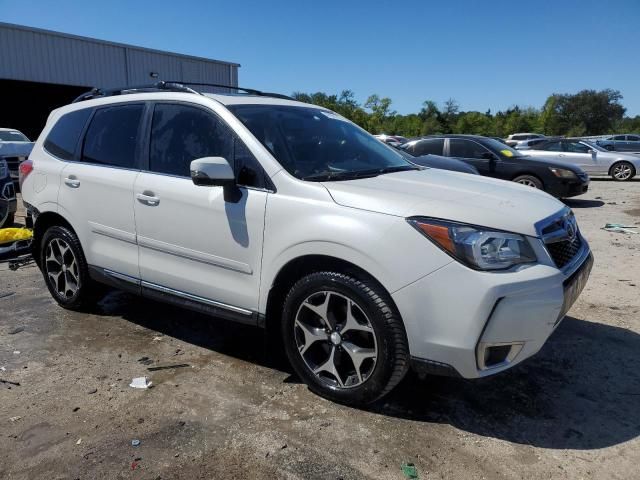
[548,177,589,198]
[393,245,592,379]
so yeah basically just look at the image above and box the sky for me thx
[2,0,639,116]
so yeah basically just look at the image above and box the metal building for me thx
[0,22,240,139]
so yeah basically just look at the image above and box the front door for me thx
[560,140,602,174]
[448,138,497,177]
[58,103,144,279]
[134,102,268,313]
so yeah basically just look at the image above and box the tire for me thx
[282,271,409,405]
[610,161,635,181]
[40,225,100,311]
[0,212,14,228]
[513,174,543,190]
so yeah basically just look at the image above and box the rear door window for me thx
[81,104,144,168]
[412,139,444,156]
[44,108,92,160]
[539,141,563,152]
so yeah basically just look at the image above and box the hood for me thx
[0,142,34,157]
[601,151,640,162]
[322,169,565,237]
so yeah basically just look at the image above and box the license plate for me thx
[557,253,593,322]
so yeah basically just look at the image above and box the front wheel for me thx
[513,174,543,190]
[610,161,635,181]
[282,271,409,405]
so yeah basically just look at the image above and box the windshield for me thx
[581,140,608,152]
[0,130,29,142]
[482,138,525,158]
[228,104,415,181]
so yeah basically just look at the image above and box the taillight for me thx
[19,159,33,190]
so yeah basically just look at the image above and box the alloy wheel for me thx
[45,238,80,299]
[517,178,537,188]
[613,163,632,180]
[294,291,377,389]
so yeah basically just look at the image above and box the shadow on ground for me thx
[96,292,640,451]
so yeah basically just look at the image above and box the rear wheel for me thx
[282,271,409,405]
[40,225,99,310]
[610,161,635,181]
[513,174,543,190]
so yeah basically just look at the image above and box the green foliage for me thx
[291,89,638,138]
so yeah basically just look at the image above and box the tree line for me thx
[291,89,640,138]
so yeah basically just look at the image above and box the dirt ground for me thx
[1,178,639,480]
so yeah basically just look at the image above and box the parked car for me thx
[596,134,640,153]
[21,83,592,405]
[400,135,589,197]
[0,128,34,188]
[525,138,640,181]
[0,158,17,227]
[395,148,480,175]
[504,132,545,147]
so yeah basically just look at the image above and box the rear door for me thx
[409,138,444,156]
[58,103,144,278]
[448,138,497,177]
[133,102,268,314]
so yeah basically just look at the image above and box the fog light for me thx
[477,342,524,370]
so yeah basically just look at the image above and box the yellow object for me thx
[0,228,33,245]
[500,149,514,157]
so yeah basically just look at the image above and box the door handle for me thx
[136,192,160,206]
[64,176,80,188]
[558,154,566,157]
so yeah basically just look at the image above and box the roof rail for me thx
[165,81,294,100]
[72,81,200,103]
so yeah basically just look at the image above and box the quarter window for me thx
[81,104,144,168]
[613,135,627,141]
[44,108,92,160]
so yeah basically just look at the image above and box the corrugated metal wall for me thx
[0,22,239,89]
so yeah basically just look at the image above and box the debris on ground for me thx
[602,223,638,234]
[401,462,419,479]
[147,363,189,372]
[87,388,97,395]
[76,438,82,445]
[9,416,21,422]
[131,439,141,447]
[8,326,24,334]
[129,377,152,389]
[137,357,154,366]
[1,379,20,387]
[12,351,20,355]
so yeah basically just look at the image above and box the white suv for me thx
[21,83,593,405]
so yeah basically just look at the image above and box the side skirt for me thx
[88,266,260,327]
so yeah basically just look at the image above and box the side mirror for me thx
[190,157,235,187]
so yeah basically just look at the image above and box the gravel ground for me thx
[1,179,639,480]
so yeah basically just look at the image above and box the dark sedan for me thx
[400,135,589,198]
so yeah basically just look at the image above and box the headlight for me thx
[408,218,537,271]
[549,167,577,179]
[0,159,7,178]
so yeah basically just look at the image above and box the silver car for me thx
[525,138,640,181]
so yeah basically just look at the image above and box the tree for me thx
[548,89,626,135]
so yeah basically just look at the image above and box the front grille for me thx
[547,235,582,269]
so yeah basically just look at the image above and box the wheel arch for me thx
[32,211,77,267]
[264,254,401,337]
[511,171,545,187]
[609,160,636,178]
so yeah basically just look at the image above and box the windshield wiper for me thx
[302,165,421,182]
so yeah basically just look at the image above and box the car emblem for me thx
[564,216,577,241]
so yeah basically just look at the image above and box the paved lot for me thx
[1,179,639,480]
